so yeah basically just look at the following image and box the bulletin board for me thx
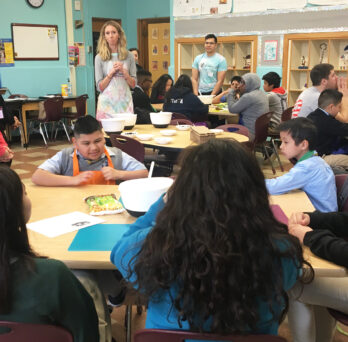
[147,23,170,83]
[11,23,59,60]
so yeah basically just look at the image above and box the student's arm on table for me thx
[211,70,227,96]
[31,168,93,186]
[212,89,230,104]
[335,77,348,123]
[191,68,199,95]
[101,167,148,181]
[265,163,309,195]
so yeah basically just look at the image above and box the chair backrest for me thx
[8,94,28,99]
[75,94,89,118]
[0,321,73,342]
[170,118,193,125]
[172,112,190,120]
[281,106,294,122]
[43,97,64,122]
[253,112,272,145]
[134,329,287,342]
[216,124,250,138]
[335,174,348,212]
[327,308,348,325]
[108,133,145,162]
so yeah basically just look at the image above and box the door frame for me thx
[137,17,170,71]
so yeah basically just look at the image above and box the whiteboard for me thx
[11,23,59,60]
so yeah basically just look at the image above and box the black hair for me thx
[0,166,37,314]
[128,139,313,334]
[310,63,334,86]
[279,118,317,150]
[136,69,152,85]
[262,72,281,89]
[129,47,139,54]
[73,115,102,137]
[173,74,193,92]
[205,33,217,43]
[230,75,242,84]
[318,89,343,109]
[151,74,173,100]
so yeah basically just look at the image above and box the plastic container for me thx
[61,84,68,97]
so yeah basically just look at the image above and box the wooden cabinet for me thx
[175,36,257,88]
[283,32,348,106]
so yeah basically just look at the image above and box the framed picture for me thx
[163,44,169,55]
[152,44,158,55]
[163,61,168,70]
[151,28,158,39]
[152,60,158,71]
[264,40,278,61]
[163,29,169,40]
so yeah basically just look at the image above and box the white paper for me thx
[173,0,202,17]
[307,0,348,5]
[201,0,232,15]
[27,211,104,238]
[233,0,306,12]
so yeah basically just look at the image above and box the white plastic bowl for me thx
[113,113,137,130]
[209,128,224,135]
[100,118,125,133]
[154,137,172,145]
[119,177,174,217]
[137,134,153,141]
[160,129,176,136]
[198,95,215,105]
[150,112,172,128]
[176,124,191,131]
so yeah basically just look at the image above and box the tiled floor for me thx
[9,136,348,342]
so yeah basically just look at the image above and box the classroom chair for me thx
[108,133,145,162]
[327,308,348,337]
[216,124,250,138]
[61,94,88,131]
[335,174,348,212]
[171,112,190,121]
[5,94,28,142]
[134,329,287,342]
[170,118,193,125]
[0,321,73,342]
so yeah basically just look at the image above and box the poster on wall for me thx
[233,0,306,13]
[173,0,202,16]
[0,39,14,67]
[264,40,278,61]
[201,0,232,15]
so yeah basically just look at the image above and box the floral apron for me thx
[72,148,115,185]
[97,55,133,120]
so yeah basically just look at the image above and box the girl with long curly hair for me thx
[111,139,312,336]
[95,20,136,119]
[150,73,173,104]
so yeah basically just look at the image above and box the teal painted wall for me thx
[0,0,68,97]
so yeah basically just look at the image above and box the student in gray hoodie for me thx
[227,73,269,139]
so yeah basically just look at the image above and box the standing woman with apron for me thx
[95,21,136,120]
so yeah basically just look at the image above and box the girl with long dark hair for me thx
[111,139,313,336]
[150,74,173,104]
[0,167,99,342]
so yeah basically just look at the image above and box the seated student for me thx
[266,118,337,212]
[150,74,173,104]
[163,74,208,122]
[307,89,348,170]
[212,75,242,104]
[262,72,288,133]
[132,70,155,113]
[287,211,348,342]
[227,73,269,139]
[31,115,148,186]
[0,94,21,144]
[129,47,143,72]
[0,166,99,342]
[111,139,312,336]
[0,131,14,166]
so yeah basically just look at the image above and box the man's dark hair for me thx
[129,47,139,54]
[231,76,242,84]
[310,63,334,86]
[262,72,281,89]
[205,34,217,43]
[74,115,102,137]
[137,69,152,85]
[279,118,317,150]
[318,89,343,109]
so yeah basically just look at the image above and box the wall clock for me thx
[26,0,44,8]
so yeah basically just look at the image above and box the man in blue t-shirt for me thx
[192,34,227,96]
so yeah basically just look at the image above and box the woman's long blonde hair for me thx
[97,20,129,61]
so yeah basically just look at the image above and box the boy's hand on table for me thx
[101,166,124,181]
[288,224,313,244]
[73,171,93,185]
[289,212,310,226]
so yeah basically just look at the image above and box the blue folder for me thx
[68,224,131,251]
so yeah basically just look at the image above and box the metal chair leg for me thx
[263,144,276,174]
[61,121,71,142]
[39,123,48,146]
[271,138,284,172]
[126,305,132,342]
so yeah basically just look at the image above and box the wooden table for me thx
[5,97,77,147]
[27,184,347,277]
[123,124,248,150]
